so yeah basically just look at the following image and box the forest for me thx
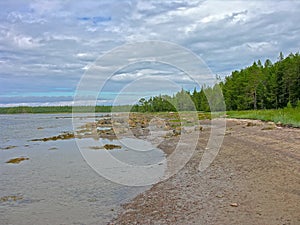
[1,52,299,114]
[0,105,131,114]
[132,52,300,112]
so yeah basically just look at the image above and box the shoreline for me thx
[110,118,300,224]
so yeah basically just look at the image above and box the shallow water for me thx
[0,114,162,225]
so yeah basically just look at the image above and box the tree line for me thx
[222,52,300,110]
[133,52,300,112]
[1,52,299,114]
[0,105,131,114]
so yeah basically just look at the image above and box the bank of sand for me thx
[111,118,300,224]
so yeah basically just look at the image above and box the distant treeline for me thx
[2,52,299,114]
[0,105,132,114]
[131,88,213,112]
[133,52,300,112]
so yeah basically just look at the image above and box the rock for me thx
[0,195,23,202]
[164,125,172,131]
[97,118,112,125]
[173,127,181,136]
[103,144,122,150]
[87,198,97,202]
[113,122,122,126]
[0,145,17,150]
[261,126,275,130]
[31,132,75,141]
[164,132,173,138]
[113,127,126,135]
[84,122,97,129]
[230,203,238,207]
[141,119,149,127]
[89,144,122,150]
[216,192,224,198]
[225,131,232,135]
[6,157,29,164]
[246,122,256,127]
[194,125,203,131]
[262,122,276,130]
[89,146,103,150]
[128,119,136,128]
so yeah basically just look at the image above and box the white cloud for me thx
[43,33,81,42]
[13,34,41,48]
[7,11,47,24]
[76,52,92,58]
[29,0,63,15]
[0,28,42,48]
[246,41,276,52]
[82,64,91,71]
[1,0,300,105]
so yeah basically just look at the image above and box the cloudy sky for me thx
[0,0,300,106]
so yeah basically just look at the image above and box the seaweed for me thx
[31,132,75,141]
[6,157,29,164]
[89,144,122,150]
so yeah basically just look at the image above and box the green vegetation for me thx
[0,106,72,114]
[1,52,299,119]
[131,88,213,112]
[133,52,300,112]
[130,52,300,127]
[222,52,300,110]
[227,107,300,127]
[0,105,132,114]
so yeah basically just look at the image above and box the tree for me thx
[133,51,300,112]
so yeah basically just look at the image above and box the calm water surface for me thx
[0,114,153,225]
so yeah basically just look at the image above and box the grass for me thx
[226,107,300,127]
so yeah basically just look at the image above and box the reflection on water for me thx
[0,114,155,225]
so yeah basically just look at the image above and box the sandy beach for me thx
[110,118,300,224]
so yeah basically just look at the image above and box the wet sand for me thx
[111,118,300,225]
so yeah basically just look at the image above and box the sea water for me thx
[0,114,163,225]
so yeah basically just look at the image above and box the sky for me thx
[0,0,300,106]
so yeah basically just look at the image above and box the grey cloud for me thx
[0,0,299,105]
